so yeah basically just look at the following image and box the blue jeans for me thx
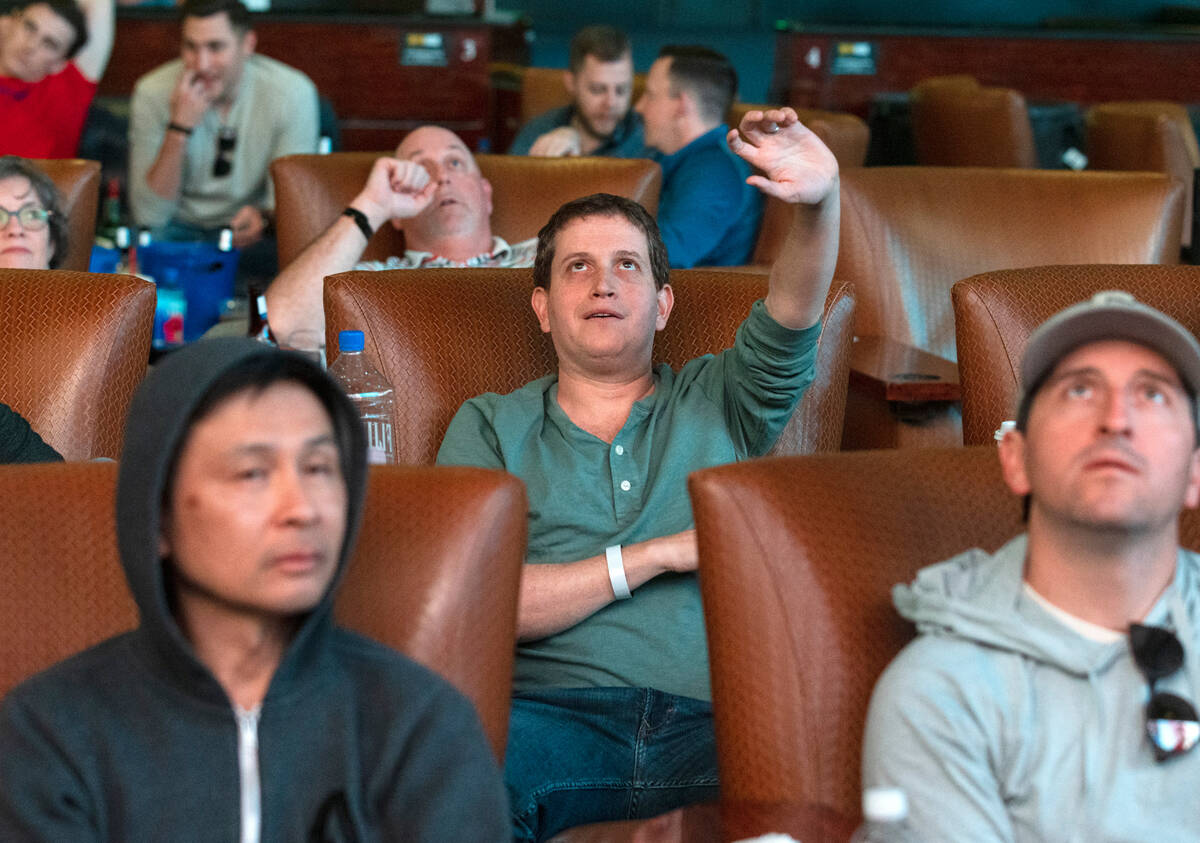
[505,687,720,842]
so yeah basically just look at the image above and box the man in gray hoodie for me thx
[0,339,509,841]
[864,291,1200,841]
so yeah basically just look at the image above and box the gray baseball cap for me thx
[1019,290,1200,419]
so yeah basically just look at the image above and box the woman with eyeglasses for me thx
[0,154,67,271]
[0,155,65,463]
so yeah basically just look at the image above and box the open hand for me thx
[353,157,437,228]
[727,107,839,205]
[528,126,582,157]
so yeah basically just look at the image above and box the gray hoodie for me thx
[0,339,509,842]
[863,534,1200,843]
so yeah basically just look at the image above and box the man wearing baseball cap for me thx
[863,291,1200,840]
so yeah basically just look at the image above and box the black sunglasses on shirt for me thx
[1129,622,1200,762]
[213,127,237,178]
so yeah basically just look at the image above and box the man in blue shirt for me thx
[634,45,761,267]
[509,25,643,159]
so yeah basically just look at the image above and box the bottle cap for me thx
[114,226,131,249]
[862,787,908,822]
[338,330,365,352]
[218,228,234,251]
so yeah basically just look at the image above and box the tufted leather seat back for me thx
[0,461,525,759]
[689,446,1024,822]
[954,264,1200,445]
[324,267,855,464]
[837,167,1184,363]
[0,269,154,460]
[34,158,101,272]
[1086,101,1200,249]
[911,76,1037,168]
[271,152,662,268]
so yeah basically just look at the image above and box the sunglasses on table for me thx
[213,127,237,178]
[1129,622,1200,762]
[0,205,52,231]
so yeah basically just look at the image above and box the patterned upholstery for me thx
[910,76,1037,168]
[35,158,101,272]
[954,264,1200,445]
[0,461,526,760]
[689,446,1024,827]
[0,269,154,460]
[271,152,662,269]
[835,167,1184,448]
[323,267,856,464]
[0,462,135,701]
[1087,101,1200,248]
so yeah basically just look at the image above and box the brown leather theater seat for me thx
[1087,101,1200,249]
[0,461,526,760]
[835,166,1184,449]
[689,446,1025,833]
[910,75,1037,168]
[954,264,1200,446]
[323,267,856,463]
[34,158,101,272]
[0,269,154,460]
[271,152,662,269]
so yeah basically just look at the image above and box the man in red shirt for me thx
[0,0,114,159]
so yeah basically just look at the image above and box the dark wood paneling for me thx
[100,13,528,150]
[774,28,1200,117]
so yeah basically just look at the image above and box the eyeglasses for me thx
[0,205,52,231]
[1129,623,1200,762]
[213,127,237,178]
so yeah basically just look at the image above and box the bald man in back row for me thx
[264,125,537,343]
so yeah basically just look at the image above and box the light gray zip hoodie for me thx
[863,534,1200,843]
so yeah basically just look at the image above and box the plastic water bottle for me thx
[328,330,396,465]
[849,788,918,843]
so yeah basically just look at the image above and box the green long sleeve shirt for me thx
[437,299,820,700]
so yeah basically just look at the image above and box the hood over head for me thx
[116,338,367,702]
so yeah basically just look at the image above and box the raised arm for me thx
[728,107,840,330]
[264,156,435,342]
[73,0,114,83]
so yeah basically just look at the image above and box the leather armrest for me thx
[849,335,961,403]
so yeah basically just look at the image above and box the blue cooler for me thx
[138,241,239,343]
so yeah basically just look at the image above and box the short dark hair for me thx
[658,45,737,125]
[533,193,668,291]
[18,1,89,59]
[165,351,362,511]
[179,0,252,33]
[568,25,630,73]
[0,155,69,268]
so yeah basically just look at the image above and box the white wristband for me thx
[606,544,632,600]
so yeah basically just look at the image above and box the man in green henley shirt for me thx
[437,107,840,841]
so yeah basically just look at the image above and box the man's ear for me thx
[1183,446,1200,509]
[481,177,493,217]
[997,428,1032,497]
[531,286,551,334]
[242,30,257,56]
[655,283,674,331]
[563,69,577,98]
